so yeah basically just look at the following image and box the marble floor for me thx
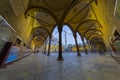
[0,52,120,80]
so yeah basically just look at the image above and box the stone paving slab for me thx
[0,52,120,80]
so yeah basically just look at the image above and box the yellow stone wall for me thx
[0,0,33,47]
[91,0,120,49]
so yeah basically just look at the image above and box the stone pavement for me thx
[0,52,120,80]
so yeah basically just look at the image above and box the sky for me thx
[52,25,84,46]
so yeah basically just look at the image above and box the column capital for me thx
[73,33,77,38]
[81,36,84,41]
[58,26,63,32]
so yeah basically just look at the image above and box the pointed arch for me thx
[83,29,103,37]
[86,33,103,40]
[75,19,102,32]
[30,26,51,43]
[33,36,44,42]
[63,23,75,34]
[25,6,59,23]
[60,0,80,23]
[90,37,103,42]
[31,26,50,35]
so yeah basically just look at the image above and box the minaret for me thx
[65,31,67,47]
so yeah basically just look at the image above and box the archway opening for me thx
[46,24,91,59]
[62,25,75,53]
[76,32,86,55]
[50,26,59,53]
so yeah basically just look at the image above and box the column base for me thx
[77,54,81,57]
[85,52,88,55]
[57,57,64,61]
[47,54,50,56]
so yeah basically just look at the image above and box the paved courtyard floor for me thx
[0,52,120,80]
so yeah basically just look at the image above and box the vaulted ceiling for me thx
[9,0,103,45]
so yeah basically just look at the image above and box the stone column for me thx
[90,42,95,53]
[92,43,97,52]
[74,33,81,56]
[47,35,51,56]
[81,37,88,54]
[87,40,91,53]
[44,41,47,54]
[88,40,93,53]
[42,45,44,53]
[57,26,64,61]
[40,46,42,53]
